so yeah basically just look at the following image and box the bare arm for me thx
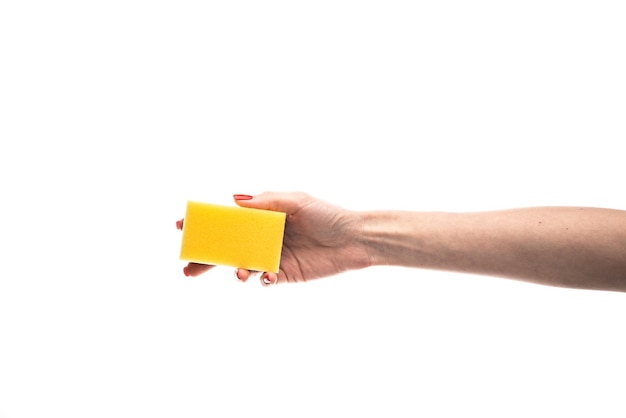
[182,193,626,292]
[359,207,626,292]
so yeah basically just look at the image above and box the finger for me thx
[176,218,184,230]
[261,272,279,286]
[235,268,251,283]
[233,191,313,214]
[183,262,214,277]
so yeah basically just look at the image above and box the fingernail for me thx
[262,273,272,285]
[176,219,184,230]
[234,269,243,281]
[183,266,190,277]
[233,194,253,201]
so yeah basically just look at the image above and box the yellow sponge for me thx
[179,201,286,273]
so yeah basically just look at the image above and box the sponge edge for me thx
[179,201,286,273]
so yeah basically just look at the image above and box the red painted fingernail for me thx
[233,194,253,201]
[262,273,272,284]
[183,266,190,277]
[176,219,184,230]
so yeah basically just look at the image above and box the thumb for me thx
[233,191,313,214]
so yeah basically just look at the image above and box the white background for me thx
[1,1,625,417]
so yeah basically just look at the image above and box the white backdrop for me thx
[1,1,625,417]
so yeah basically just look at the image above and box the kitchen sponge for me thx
[179,201,286,273]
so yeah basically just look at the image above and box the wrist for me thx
[353,210,405,268]
[339,210,379,270]
[355,210,435,269]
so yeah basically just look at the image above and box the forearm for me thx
[356,207,626,292]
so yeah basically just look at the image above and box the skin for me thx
[179,192,626,292]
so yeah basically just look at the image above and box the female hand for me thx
[178,192,370,286]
